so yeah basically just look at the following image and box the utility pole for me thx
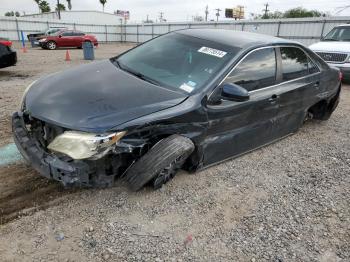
[238,5,244,20]
[262,3,269,19]
[215,8,221,22]
[159,12,164,22]
[205,5,209,21]
[57,0,61,20]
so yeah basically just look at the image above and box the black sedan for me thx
[13,29,341,191]
[0,39,17,68]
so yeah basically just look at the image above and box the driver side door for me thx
[58,31,74,47]
[204,47,281,166]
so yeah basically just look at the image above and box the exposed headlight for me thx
[48,131,126,160]
[39,38,47,42]
[20,80,37,111]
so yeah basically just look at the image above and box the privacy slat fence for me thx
[0,16,349,45]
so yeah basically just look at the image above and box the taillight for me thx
[339,71,343,81]
[0,40,12,47]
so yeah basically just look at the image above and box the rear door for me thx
[204,47,280,166]
[273,46,321,136]
[72,31,85,47]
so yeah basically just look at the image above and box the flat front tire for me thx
[125,135,195,191]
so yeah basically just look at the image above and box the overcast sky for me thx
[1,0,350,22]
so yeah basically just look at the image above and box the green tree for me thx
[39,0,51,13]
[66,0,72,10]
[5,11,20,17]
[56,3,66,11]
[5,11,14,16]
[99,0,107,12]
[257,7,327,19]
[283,7,324,18]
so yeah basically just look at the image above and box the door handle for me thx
[268,94,279,103]
[313,81,320,88]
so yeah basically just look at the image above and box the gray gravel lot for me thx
[0,44,349,262]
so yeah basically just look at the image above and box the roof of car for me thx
[335,24,350,28]
[176,28,295,49]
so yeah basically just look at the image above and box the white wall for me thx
[1,16,349,45]
[24,11,123,25]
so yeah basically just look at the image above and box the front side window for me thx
[225,48,277,92]
[280,47,309,81]
[114,33,240,94]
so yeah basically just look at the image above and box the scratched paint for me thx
[0,143,23,166]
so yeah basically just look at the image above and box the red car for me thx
[38,30,98,50]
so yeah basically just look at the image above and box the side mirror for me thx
[221,83,250,102]
[58,34,62,38]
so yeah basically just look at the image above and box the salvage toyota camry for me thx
[13,29,341,191]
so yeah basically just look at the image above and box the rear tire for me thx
[125,135,195,191]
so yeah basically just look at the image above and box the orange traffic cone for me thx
[65,50,71,61]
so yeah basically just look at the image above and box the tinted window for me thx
[280,47,308,81]
[226,48,276,91]
[62,31,73,36]
[115,33,240,94]
[74,31,85,36]
[308,58,320,74]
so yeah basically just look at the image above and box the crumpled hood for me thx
[309,41,350,53]
[25,60,188,132]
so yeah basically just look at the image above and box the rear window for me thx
[280,47,309,81]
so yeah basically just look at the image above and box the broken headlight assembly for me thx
[47,131,126,160]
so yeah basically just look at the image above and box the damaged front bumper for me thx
[12,112,142,188]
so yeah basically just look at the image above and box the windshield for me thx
[113,33,240,94]
[323,27,350,41]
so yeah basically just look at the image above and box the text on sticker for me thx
[198,47,227,58]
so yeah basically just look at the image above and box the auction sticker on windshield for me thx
[198,46,227,58]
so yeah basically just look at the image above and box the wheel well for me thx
[308,99,327,120]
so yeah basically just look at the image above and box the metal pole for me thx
[136,25,139,43]
[15,19,20,41]
[105,24,108,42]
[277,21,281,37]
[320,20,326,39]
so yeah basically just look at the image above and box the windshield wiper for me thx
[323,38,338,41]
[115,60,162,86]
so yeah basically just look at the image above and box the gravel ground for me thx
[0,44,349,262]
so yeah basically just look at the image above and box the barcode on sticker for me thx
[198,47,227,58]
